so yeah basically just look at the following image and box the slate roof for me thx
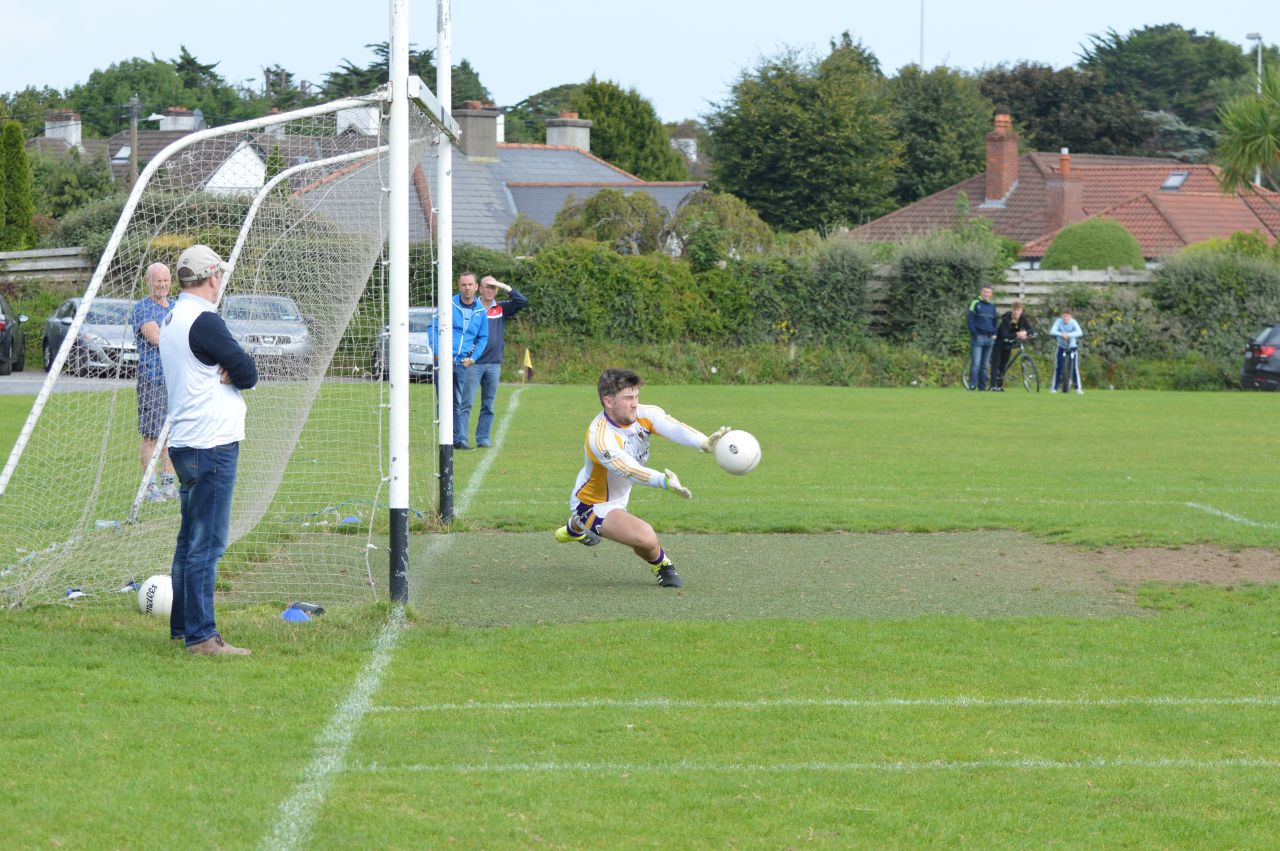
[411,142,704,249]
[24,137,110,163]
[846,152,1276,259]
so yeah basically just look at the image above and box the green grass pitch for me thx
[2,384,1279,848]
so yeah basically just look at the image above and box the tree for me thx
[504,83,584,143]
[64,54,242,135]
[705,34,900,231]
[1216,67,1280,192]
[665,190,773,271]
[570,77,686,181]
[264,144,288,199]
[1,120,37,250]
[887,65,993,204]
[549,189,666,255]
[321,43,488,104]
[1078,24,1250,126]
[0,86,66,139]
[978,62,1150,155]
[29,149,117,219]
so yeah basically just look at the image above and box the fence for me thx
[0,247,92,288]
[866,265,1154,312]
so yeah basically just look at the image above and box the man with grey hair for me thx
[130,262,177,500]
[159,245,258,656]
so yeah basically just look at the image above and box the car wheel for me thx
[0,355,10,376]
[13,343,24,371]
[42,339,52,372]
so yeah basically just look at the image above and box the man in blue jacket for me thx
[428,272,489,449]
[458,275,528,448]
[967,286,999,391]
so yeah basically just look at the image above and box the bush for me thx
[1045,285,1180,380]
[1040,218,1144,270]
[1150,249,1280,361]
[884,231,996,355]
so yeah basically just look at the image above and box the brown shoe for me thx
[186,635,251,656]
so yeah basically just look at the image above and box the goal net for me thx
[1,96,441,609]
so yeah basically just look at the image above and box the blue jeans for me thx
[168,443,239,646]
[969,335,995,390]
[456,362,501,446]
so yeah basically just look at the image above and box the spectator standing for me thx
[967,286,999,391]
[1048,307,1085,394]
[990,300,1034,391]
[458,275,528,448]
[131,262,177,500]
[428,272,488,450]
[159,245,258,656]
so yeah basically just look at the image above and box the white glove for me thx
[700,426,730,453]
[662,468,692,499]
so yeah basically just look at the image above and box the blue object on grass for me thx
[341,515,360,524]
[281,607,311,623]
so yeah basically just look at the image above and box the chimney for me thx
[1044,147,1085,234]
[455,100,499,158]
[546,111,592,152]
[44,111,82,150]
[983,113,1019,205]
[159,107,196,132]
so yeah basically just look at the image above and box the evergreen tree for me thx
[570,77,686,181]
[1,120,37,250]
[887,65,993,204]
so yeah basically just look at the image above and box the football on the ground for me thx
[138,574,172,617]
[715,429,761,476]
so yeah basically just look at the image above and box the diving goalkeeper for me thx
[555,368,729,588]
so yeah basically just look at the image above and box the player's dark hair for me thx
[598,368,642,403]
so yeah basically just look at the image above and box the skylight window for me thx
[1160,171,1189,191]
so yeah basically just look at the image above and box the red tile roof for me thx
[847,151,1278,258]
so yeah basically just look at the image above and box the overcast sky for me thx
[1,1,1270,123]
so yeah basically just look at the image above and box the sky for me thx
[0,1,1270,124]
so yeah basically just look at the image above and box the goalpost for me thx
[0,4,457,608]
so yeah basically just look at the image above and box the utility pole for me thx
[128,94,140,190]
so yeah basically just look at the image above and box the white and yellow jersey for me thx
[569,404,707,509]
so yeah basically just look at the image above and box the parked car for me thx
[1241,323,1280,390]
[220,295,313,378]
[372,307,437,382]
[43,297,136,377]
[0,291,28,376]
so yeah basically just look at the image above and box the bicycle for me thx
[992,335,1040,392]
[1052,346,1081,394]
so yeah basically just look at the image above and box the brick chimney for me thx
[546,111,592,152]
[455,100,499,158]
[983,113,1019,206]
[1044,148,1085,234]
[44,111,83,150]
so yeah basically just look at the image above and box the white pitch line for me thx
[370,695,1280,713]
[353,757,1280,774]
[260,387,525,851]
[1185,502,1280,529]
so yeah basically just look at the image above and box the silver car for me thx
[43,298,137,376]
[373,307,437,382]
[220,295,313,378]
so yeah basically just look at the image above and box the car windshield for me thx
[85,303,130,325]
[223,297,302,322]
[408,311,435,334]
[1254,325,1279,345]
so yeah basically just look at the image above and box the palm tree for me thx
[1217,67,1280,192]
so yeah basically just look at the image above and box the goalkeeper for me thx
[554,368,729,588]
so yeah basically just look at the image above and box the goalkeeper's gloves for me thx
[662,468,692,499]
[700,426,731,453]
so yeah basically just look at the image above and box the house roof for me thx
[105,130,197,181]
[24,137,110,163]
[846,151,1275,258]
[1021,190,1280,258]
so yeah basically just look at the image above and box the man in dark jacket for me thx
[991,300,1034,390]
[967,286,999,390]
[458,275,528,448]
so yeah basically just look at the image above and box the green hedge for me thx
[1041,218,1144,271]
[1150,250,1280,362]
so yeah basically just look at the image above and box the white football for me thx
[138,574,172,617]
[715,429,761,476]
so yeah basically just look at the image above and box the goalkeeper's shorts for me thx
[570,497,627,536]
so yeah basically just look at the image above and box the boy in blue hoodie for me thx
[1049,307,1084,394]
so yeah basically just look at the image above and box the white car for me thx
[220,295,313,378]
[373,307,437,382]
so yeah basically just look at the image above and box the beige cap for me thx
[176,245,227,284]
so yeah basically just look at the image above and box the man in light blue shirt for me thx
[1048,308,1084,394]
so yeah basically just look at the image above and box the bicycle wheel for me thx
[1020,355,1039,392]
[960,363,973,390]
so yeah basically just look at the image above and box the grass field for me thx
[2,383,1279,848]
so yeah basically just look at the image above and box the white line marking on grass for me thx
[260,388,525,851]
[354,757,1280,774]
[1185,502,1280,529]
[370,695,1280,713]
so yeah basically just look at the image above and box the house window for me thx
[112,145,131,162]
[1160,171,1189,191]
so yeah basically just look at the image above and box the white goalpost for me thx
[0,5,457,608]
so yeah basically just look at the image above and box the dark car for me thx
[1242,323,1280,390]
[0,291,28,376]
[42,297,136,376]
[372,307,436,382]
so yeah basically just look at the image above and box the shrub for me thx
[884,231,996,355]
[1149,249,1280,361]
[1045,284,1180,379]
[1040,217,1144,270]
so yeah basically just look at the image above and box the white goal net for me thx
[1,96,441,608]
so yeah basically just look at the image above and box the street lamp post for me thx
[1247,32,1263,186]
